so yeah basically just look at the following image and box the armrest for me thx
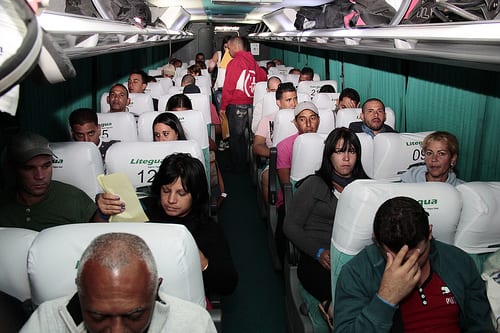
[209,308,222,333]
[268,147,277,205]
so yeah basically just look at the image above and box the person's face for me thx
[153,123,178,142]
[424,140,457,181]
[18,155,53,199]
[160,177,193,217]
[195,54,205,62]
[299,73,312,82]
[72,122,101,146]
[294,109,319,134]
[128,74,147,93]
[267,79,281,92]
[330,139,357,178]
[107,86,130,112]
[276,91,298,110]
[361,100,386,131]
[338,96,358,110]
[79,260,155,333]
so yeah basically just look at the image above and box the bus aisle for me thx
[218,165,287,332]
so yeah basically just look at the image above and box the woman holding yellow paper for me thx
[96,153,238,299]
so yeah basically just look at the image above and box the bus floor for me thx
[218,169,287,332]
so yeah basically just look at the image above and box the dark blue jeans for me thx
[226,104,251,170]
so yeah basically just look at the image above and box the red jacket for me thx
[220,51,267,110]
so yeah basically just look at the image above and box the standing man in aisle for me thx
[220,36,267,170]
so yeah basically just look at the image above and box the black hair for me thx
[362,98,385,112]
[266,61,276,68]
[373,196,430,253]
[316,127,368,191]
[151,153,209,219]
[339,88,361,105]
[300,67,314,76]
[129,69,148,83]
[319,84,336,93]
[69,108,98,126]
[152,112,187,140]
[166,94,193,111]
[108,83,129,97]
[275,82,296,100]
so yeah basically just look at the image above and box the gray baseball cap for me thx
[8,131,54,164]
[294,101,319,117]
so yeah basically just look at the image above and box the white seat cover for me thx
[455,182,500,254]
[148,69,162,77]
[0,227,38,301]
[357,132,374,179]
[262,91,278,118]
[97,112,138,142]
[137,111,160,142]
[290,133,327,182]
[128,93,155,115]
[285,74,299,88]
[27,223,205,307]
[313,92,340,111]
[100,93,109,113]
[317,108,335,134]
[51,142,104,199]
[272,109,297,147]
[335,107,396,129]
[297,80,337,100]
[297,92,310,103]
[145,81,167,99]
[156,77,173,93]
[105,140,204,188]
[372,131,433,179]
[253,81,268,109]
[195,76,212,96]
[332,181,462,256]
[185,93,211,126]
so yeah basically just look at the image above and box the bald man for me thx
[251,76,281,134]
[21,233,216,333]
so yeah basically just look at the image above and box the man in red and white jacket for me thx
[220,36,267,171]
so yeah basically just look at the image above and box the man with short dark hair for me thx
[251,76,282,133]
[128,69,159,111]
[21,232,217,332]
[0,131,100,231]
[299,66,314,82]
[69,108,118,161]
[337,87,360,110]
[106,83,130,113]
[334,196,493,332]
[349,97,395,138]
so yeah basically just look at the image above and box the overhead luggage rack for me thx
[249,20,500,71]
[37,10,194,59]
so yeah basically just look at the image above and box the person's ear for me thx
[360,111,365,121]
[126,98,131,106]
[450,155,458,167]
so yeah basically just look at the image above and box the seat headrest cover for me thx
[455,182,500,253]
[332,181,461,255]
[27,223,205,306]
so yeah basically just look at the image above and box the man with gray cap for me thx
[0,131,99,231]
[275,101,320,263]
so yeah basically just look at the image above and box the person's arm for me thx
[252,135,270,158]
[283,178,316,256]
[197,221,238,296]
[220,60,237,112]
[208,51,219,73]
[251,101,263,133]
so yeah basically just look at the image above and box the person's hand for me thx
[220,109,226,117]
[96,192,125,216]
[198,249,209,272]
[377,245,421,305]
[338,97,358,109]
[319,249,331,270]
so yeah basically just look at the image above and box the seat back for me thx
[272,109,296,147]
[253,81,268,109]
[51,142,104,199]
[285,74,300,88]
[185,93,211,126]
[455,182,500,254]
[297,80,337,100]
[145,81,167,99]
[372,131,433,179]
[335,107,396,129]
[174,68,188,86]
[312,93,339,111]
[297,92,311,103]
[100,93,109,113]
[262,91,278,118]
[290,133,327,184]
[128,93,155,115]
[195,76,212,96]
[27,223,205,307]
[105,140,205,188]
[356,132,375,179]
[148,68,162,77]
[97,112,138,142]
[317,108,335,134]
[0,228,38,301]
[156,77,174,93]
[137,111,160,141]
[331,181,462,301]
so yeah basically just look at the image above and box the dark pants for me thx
[226,104,251,170]
[297,252,332,302]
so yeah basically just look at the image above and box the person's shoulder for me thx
[383,124,396,132]
[349,121,363,132]
[159,293,215,331]
[51,180,86,194]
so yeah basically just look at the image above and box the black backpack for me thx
[403,0,500,23]
[66,0,152,27]
[294,1,355,30]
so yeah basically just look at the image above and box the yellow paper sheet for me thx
[97,173,149,222]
